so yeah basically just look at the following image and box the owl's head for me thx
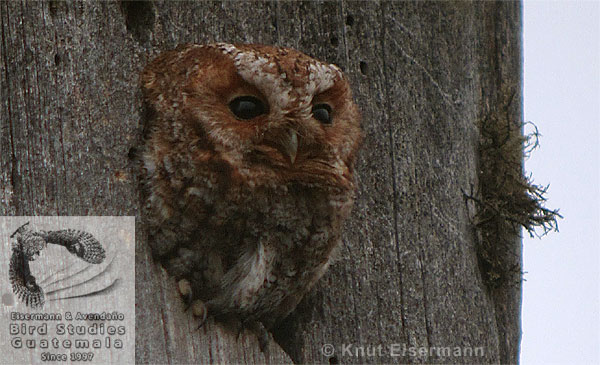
[18,233,46,261]
[141,43,361,192]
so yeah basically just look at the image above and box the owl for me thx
[8,222,106,308]
[140,43,361,338]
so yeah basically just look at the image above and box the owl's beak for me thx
[286,129,298,165]
[264,128,299,165]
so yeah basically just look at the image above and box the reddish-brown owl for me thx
[140,43,361,335]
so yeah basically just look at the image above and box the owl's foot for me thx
[176,280,269,351]
[177,279,208,327]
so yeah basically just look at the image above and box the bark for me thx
[0,1,522,364]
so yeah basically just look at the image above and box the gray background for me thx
[522,2,599,364]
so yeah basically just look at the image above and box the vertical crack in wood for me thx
[379,1,408,340]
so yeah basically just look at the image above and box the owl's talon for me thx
[196,318,208,331]
[191,300,208,329]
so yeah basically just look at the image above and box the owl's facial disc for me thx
[21,236,47,260]
[27,249,42,261]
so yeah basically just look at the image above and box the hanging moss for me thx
[465,88,562,288]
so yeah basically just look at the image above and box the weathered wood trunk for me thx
[0,1,522,364]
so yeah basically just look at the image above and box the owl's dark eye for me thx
[229,96,267,120]
[312,103,333,124]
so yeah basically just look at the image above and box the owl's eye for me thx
[229,96,267,120]
[312,104,332,124]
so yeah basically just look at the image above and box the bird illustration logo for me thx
[8,222,106,309]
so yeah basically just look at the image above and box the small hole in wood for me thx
[127,147,138,160]
[345,14,354,26]
[359,61,368,75]
[330,36,339,47]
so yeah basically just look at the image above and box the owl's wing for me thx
[9,249,44,308]
[43,230,106,264]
